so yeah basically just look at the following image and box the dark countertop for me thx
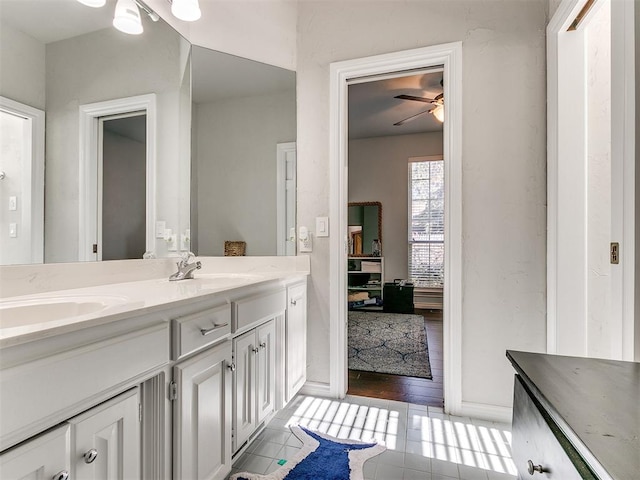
[507,350,640,480]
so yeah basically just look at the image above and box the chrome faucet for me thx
[169,252,202,281]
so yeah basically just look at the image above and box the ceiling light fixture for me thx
[431,104,444,123]
[171,0,202,22]
[77,0,106,7]
[113,0,143,35]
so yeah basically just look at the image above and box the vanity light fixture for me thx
[77,0,106,7]
[113,0,144,35]
[170,0,202,22]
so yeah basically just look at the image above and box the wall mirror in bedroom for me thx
[347,202,382,256]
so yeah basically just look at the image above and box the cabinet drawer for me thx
[173,304,231,360]
[233,290,285,333]
[512,375,590,479]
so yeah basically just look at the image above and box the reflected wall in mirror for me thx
[348,202,382,256]
[190,46,296,256]
[0,0,190,265]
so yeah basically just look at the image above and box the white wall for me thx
[194,90,296,256]
[297,0,548,410]
[349,132,443,282]
[147,0,297,71]
[44,22,188,262]
[0,23,45,110]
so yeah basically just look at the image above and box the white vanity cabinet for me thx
[70,388,141,480]
[171,303,233,480]
[0,388,140,480]
[232,319,277,453]
[231,289,285,453]
[284,281,307,404]
[0,425,71,480]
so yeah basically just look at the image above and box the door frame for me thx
[0,96,45,264]
[78,94,157,261]
[547,0,635,360]
[276,142,297,256]
[328,42,463,413]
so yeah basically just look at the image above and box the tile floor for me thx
[229,395,517,480]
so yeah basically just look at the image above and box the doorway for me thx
[345,71,445,406]
[78,94,157,262]
[328,43,463,415]
[547,0,635,360]
[100,113,147,261]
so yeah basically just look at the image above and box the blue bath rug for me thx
[230,425,386,480]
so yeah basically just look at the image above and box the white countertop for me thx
[0,257,309,348]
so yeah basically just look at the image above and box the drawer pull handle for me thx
[527,460,545,475]
[252,346,260,354]
[52,471,70,480]
[200,322,229,336]
[291,299,297,306]
[84,448,98,464]
[227,362,236,372]
[259,342,267,349]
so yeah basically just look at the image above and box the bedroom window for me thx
[409,158,444,287]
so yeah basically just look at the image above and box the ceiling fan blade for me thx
[395,94,436,104]
[393,109,433,126]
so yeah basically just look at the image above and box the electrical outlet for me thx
[299,226,312,253]
[8,196,17,211]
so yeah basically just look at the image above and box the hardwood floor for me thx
[347,308,444,406]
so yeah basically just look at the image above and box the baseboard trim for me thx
[460,401,513,424]
[299,381,331,397]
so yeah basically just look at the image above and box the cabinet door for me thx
[256,320,276,424]
[233,330,257,452]
[0,424,71,480]
[70,388,140,480]
[286,283,307,402]
[174,341,232,480]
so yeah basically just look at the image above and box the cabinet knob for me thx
[227,362,236,372]
[291,299,297,306]
[84,448,98,464]
[52,471,70,480]
[252,346,260,353]
[527,460,545,475]
[259,342,267,349]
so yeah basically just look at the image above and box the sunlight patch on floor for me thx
[283,395,517,476]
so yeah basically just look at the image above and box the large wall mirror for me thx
[348,202,382,257]
[0,0,297,266]
[190,46,296,257]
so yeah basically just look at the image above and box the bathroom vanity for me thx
[0,257,309,480]
[507,350,639,480]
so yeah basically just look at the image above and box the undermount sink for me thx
[0,295,130,329]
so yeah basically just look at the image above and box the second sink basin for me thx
[0,295,130,329]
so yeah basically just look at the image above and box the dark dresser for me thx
[507,350,639,479]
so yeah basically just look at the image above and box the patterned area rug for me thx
[348,311,432,379]
[231,425,385,480]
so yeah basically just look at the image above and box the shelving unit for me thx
[347,257,384,310]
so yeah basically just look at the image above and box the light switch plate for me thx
[316,217,329,237]
[155,221,166,239]
[9,223,17,238]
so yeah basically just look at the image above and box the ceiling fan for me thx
[394,93,444,126]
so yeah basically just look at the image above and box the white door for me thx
[0,425,70,480]
[256,320,276,424]
[173,341,232,480]
[233,330,257,452]
[286,283,307,403]
[548,0,635,360]
[70,388,140,480]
